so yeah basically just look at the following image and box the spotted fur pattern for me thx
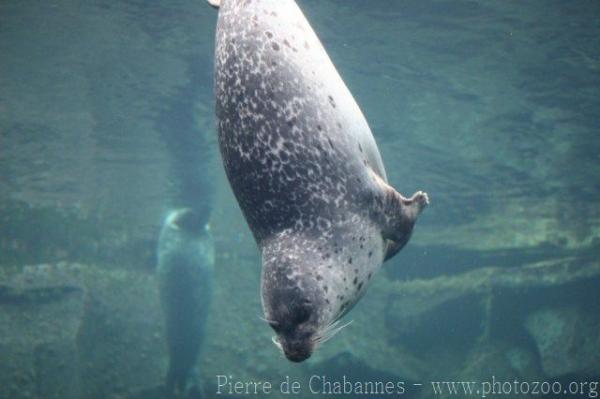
[213,0,427,358]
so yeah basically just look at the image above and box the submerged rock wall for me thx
[1,0,599,398]
[1,211,598,398]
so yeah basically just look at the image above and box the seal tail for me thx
[165,361,193,398]
[207,0,220,9]
[164,364,183,398]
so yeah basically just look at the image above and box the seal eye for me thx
[293,303,312,325]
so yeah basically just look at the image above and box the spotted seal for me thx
[211,0,428,362]
[157,208,215,394]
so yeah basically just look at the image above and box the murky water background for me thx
[1,1,599,398]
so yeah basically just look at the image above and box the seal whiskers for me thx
[258,314,279,326]
[271,336,284,353]
[314,319,354,345]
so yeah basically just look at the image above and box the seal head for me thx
[265,280,320,362]
[262,250,324,362]
[260,231,357,362]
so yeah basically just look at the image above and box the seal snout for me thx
[282,339,313,362]
[265,289,319,362]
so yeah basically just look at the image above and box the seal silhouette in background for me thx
[154,20,215,394]
[157,208,215,395]
[211,0,428,362]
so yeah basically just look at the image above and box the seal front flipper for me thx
[369,172,429,261]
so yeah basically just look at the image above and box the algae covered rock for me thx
[0,262,167,399]
[525,305,600,377]
[0,263,86,399]
[382,256,600,381]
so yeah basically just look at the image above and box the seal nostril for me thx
[284,348,312,363]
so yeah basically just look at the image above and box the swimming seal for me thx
[212,0,428,362]
[157,208,215,394]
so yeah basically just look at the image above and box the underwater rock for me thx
[75,266,165,399]
[383,256,600,380]
[0,263,86,399]
[460,342,543,384]
[525,306,600,377]
[0,262,168,399]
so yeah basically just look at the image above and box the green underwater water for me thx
[0,1,599,398]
